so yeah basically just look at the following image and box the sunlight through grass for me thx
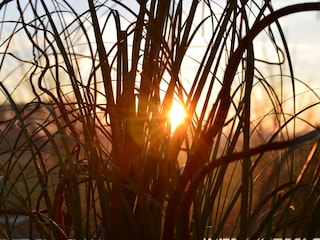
[168,101,186,132]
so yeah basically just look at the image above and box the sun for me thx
[168,101,187,132]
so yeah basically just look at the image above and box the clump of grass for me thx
[0,1,320,239]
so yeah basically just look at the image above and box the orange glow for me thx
[168,101,186,132]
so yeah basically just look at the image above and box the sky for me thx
[270,1,320,85]
[1,1,319,84]
[253,1,320,128]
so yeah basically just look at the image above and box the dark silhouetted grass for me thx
[0,1,320,239]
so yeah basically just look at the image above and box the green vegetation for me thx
[0,1,320,239]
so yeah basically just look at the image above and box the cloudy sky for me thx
[0,0,319,104]
[271,1,320,85]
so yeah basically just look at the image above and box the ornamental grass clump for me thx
[0,0,320,239]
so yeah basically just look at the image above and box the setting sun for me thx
[168,101,187,131]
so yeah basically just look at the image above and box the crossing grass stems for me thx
[0,1,320,239]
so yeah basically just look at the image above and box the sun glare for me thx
[168,102,187,132]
